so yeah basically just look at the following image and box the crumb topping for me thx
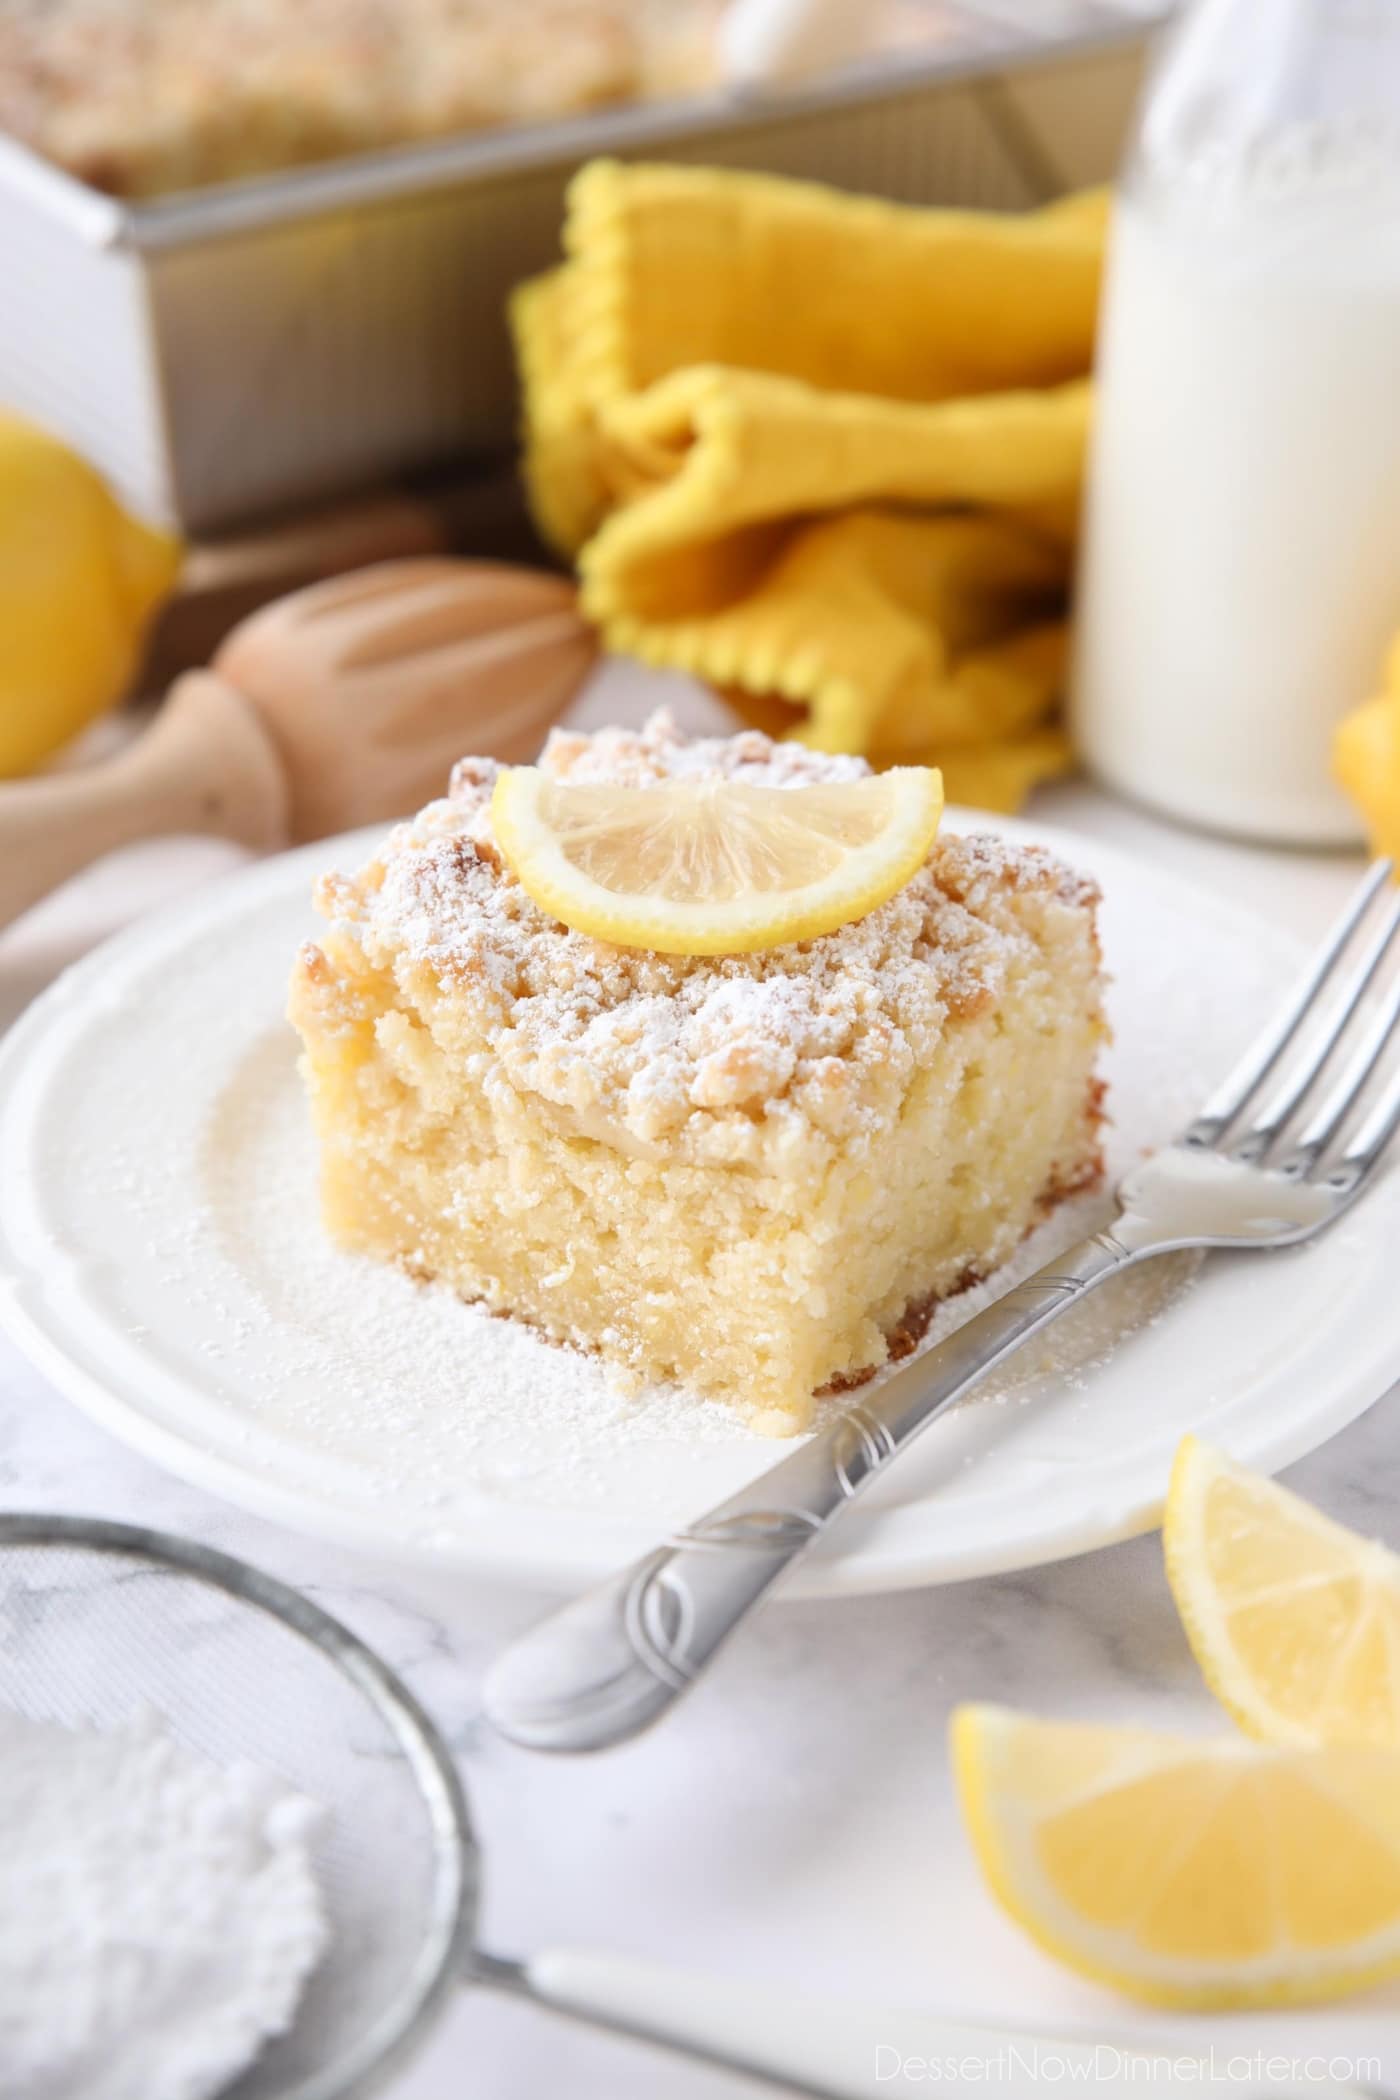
[312,710,1100,1150]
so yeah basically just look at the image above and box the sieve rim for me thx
[0,1511,479,2100]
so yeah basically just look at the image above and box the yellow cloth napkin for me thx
[1336,635,1400,862]
[514,161,1107,808]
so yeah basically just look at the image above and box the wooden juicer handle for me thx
[0,560,598,931]
[0,674,289,929]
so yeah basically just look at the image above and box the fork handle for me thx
[484,1224,1136,1752]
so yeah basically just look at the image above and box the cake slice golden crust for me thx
[289,711,1106,1434]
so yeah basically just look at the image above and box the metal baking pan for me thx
[0,7,1152,534]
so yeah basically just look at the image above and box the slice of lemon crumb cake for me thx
[289,711,1106,1434]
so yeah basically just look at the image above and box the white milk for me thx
[1073,181,1400,844]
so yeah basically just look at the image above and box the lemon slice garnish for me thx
[953,1702,1400,2007]
[490,765,943,955]
[1165,1435,1400,1749]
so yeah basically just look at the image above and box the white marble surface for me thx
[1,668,1397,2099]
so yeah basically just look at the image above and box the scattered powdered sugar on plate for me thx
[203,1030,756,1468]
[5,819,1334,1575]
[895,1226,1203,1406]
[0,1703,325,2100]
[193,1023,1199,1519]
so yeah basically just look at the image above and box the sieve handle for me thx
[510,1949,1363,2098]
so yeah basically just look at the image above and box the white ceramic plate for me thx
[1,815,1395,1597]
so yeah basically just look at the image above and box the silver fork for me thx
[485,861,1400,1754]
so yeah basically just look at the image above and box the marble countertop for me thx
[1,669,1396,2100]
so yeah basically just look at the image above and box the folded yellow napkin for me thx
[1336,636,1400,861]
[514,161,1107,807]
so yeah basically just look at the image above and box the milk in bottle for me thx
[1072,0,1400,844]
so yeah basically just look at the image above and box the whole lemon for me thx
[1334,631,1400,865]
[0,412,182,776]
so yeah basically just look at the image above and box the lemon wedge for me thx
[490,765,943,954]
[1165,1435,1400,1749]
[953,1702,1400,2007]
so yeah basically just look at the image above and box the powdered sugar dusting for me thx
[314,710,1101,1151]
[7,798,1320,1576]
[0,1703,325,2100]
[202,1023,1140,1516]
[205,1029,753,1490]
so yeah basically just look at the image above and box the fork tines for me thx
[1185,859,1400,1186]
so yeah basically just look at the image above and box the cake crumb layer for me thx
[314,709,1100,1161]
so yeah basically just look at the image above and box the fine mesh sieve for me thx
[2,1516,1384,2100]
[0,1514,862,2100]
[0,1514,476,2100]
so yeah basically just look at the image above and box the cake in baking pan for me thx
[0,0,723,198]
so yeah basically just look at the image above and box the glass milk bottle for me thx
[1072,0,1400,844]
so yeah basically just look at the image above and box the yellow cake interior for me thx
[289,713,1106,1435]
